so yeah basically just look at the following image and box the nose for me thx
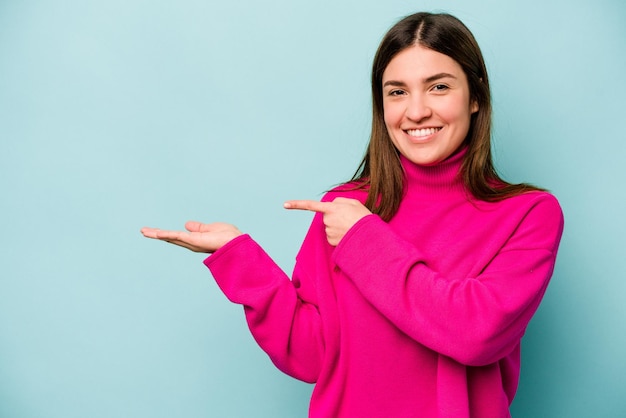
[405,94,431,121]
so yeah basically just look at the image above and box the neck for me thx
[400,147,467,198]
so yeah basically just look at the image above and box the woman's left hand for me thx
[284,197,372,246]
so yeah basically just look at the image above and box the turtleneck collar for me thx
[400,146,468,198]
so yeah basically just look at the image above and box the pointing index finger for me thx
[284,199,332,213]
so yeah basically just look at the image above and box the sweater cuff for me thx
[203,233,252,269]
[332,214,420,278]
[332,214,385,265]
[203,233,289,305]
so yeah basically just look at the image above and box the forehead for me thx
[382,45,465,81]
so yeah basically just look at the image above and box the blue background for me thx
[1,0,625,416]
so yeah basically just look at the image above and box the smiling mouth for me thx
[406,127,441,138]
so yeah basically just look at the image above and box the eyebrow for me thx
[383,72,458,88]
[424,72,457,83]
[382,80,407,88]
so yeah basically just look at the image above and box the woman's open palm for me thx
[140,221,242,253]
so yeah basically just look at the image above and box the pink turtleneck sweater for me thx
[204,149,564,417]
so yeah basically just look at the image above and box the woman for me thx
[141,12,564,417]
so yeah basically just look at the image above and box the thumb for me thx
[185,221,219,232]
[186,221,237,233]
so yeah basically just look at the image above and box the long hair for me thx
[352,12,542,221]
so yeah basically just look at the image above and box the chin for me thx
[406,152,446,166]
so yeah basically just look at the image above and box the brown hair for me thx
[352,12,542,221]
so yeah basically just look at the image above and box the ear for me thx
[470,100,479,114]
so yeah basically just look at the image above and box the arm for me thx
[204,233,325,383]
[332,195,564,367]
[141,219,326,382]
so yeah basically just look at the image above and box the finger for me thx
[161,238,205,253]
[159,229,187,240]
[140,227,163,239]
[141,227,186,241]
[284,200,332,213]
[141,227,213,253]
[185,221,210,232]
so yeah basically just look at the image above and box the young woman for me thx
[141,12,564,417]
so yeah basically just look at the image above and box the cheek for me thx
[441,98,473,125]
[382,102,401,127]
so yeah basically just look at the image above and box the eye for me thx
[432,84,449,92]
[388,89,406,96]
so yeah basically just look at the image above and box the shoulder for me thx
[477,189,562,218]
[506,190,563,220]
[497,191,564,251]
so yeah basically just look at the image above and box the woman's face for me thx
[382,44,478,166]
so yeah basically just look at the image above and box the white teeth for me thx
[407,128,440,137]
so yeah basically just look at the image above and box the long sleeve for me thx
[204,233,325,383]
[332,193,564,367]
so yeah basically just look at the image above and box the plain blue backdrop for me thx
[1,0,625,416]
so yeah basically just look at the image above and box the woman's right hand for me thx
[140,221,243,253]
